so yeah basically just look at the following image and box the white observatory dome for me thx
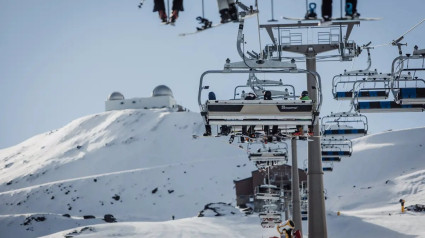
[152,85,173,97]
[107,91,125,100]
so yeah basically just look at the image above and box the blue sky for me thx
[1,0,424,149]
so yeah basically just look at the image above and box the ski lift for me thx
[391,50,425,105]
[248,142,289,163]
[255,184,281,201]
[199,69,322,135]
[321,139,353,157]
[261,221,278,228]
[259,212,281,220]
[332,72,391,101]
[322,161,334,172]
[321,112,368,139]
[261,203,279,212]
[392,78,425,105]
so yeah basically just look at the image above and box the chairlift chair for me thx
[199,69,322,136]
[389,50,425,106]
[261,221,278,228]
[321,139,353,157]
[248,142,289,162]
[259,212,281,220]
[321,112,368,139]
[332,73,391,101]
[322,161,334,172]
[255,184,281,201]
[390,54,425,105]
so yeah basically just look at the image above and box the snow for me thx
[1,109,425,238]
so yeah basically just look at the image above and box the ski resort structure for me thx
[105,85,180,111]
[196,1,424,237]
[1,0,424,238]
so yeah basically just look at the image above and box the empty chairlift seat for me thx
[205,99,314,126]
[356,101,425,112]
[397,88,425,104]
[322,157,341,162]
[322,125,366,136]
[248,151,288,162]
[322,150,352,157]
[259,212,281,220]
[335,90,388,100]
[321,113,368,139]
[255,185,281,201]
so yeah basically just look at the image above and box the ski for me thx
[178,11,258,37]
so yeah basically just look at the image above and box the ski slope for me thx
[1,109,424,237]
[0,109,257,238]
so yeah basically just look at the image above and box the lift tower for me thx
[260,20,361,238]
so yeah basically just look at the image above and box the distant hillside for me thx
[0,109,256,238]
[324,127,425,212]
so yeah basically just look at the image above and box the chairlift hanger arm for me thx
[259,21,359,46]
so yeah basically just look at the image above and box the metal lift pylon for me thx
[259,20,361,238]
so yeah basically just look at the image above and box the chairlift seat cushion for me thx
[322,151,351,156]
[323,128,366,135]
[399,88,425,99]
[335,90,387,100]
[357,101,424,112]
[322,157,341,162]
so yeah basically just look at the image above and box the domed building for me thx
[105,85,178,111]
[152,85,173,97]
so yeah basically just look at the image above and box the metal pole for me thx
[306,49,327,238]
[291,137,303,235]
[167,0,170,19]
[202,0,205,18]
[284,193,289,220]
[268,0,278,22]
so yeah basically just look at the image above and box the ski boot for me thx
[229,3,239,22]
[169,10,178,25]
[158,10,167,23]
[203,125,212,136]
[345,2,360,19]
[322,15,331,22]
[305,2,318,20]
[229,134,235,144]
[219,9,231,23]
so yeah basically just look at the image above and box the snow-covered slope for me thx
[44,127,425,238]
[323,127,425,237]
[1,109,424,238]
[0,109,256,238]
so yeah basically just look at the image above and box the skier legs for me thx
[170,0,184,23]
[321,0,332,21]
[153,0,167,22]
[217,0,237,23]
[227,0,238,21]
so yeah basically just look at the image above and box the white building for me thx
[105,85,179,111]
